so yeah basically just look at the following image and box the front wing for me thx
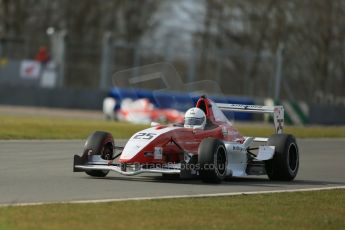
[73,154,180,176]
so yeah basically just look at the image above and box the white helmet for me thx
[184,107,206,129]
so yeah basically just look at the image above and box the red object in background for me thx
[35,46,50,63]
[116,98,185,124]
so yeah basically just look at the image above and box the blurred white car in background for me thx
[103,97,184,124]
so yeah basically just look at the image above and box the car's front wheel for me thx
[83,131,114,177]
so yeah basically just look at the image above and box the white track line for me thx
[1,186,345,207]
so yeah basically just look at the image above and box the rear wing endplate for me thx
[216,103,284,134]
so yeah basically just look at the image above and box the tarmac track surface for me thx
[0,139,344,205]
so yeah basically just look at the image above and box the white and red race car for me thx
[74,96,299,183]
[103,97,184,124]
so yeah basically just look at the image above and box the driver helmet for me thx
[184,107,206,129]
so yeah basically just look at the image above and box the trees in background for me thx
[0,0,344,101]
[0,0,159,87]
[195,0,345,100]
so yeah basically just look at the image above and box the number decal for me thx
[133,133,145,139]
[143,133,156,140]
[133,133,157,140]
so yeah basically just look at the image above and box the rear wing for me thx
[216,103,284,134]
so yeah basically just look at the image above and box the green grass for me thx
[0,115,345,139]
[0,189,344,230]
[0,115,148,140]
[238,124,345,138]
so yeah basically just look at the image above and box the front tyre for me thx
[265,134,299,181]
[84,131,114,177]
[198,138,227,183]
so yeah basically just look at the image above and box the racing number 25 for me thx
[133,133,156,140]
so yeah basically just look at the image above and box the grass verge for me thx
[0,115,148,139]
[0,115,345,139]
[0,189,344,230]
[238,124,345,138]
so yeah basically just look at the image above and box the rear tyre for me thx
[83,131,114,177]
[198,138,227,183]
[265,134,299,181]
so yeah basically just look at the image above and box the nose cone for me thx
[120,142,147,162]
[119,126,180,163]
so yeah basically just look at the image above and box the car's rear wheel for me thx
[265,134,299,181]
[198,138,227,183]
[83,131,114,177]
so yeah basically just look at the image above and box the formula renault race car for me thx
[74,96,299,183]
